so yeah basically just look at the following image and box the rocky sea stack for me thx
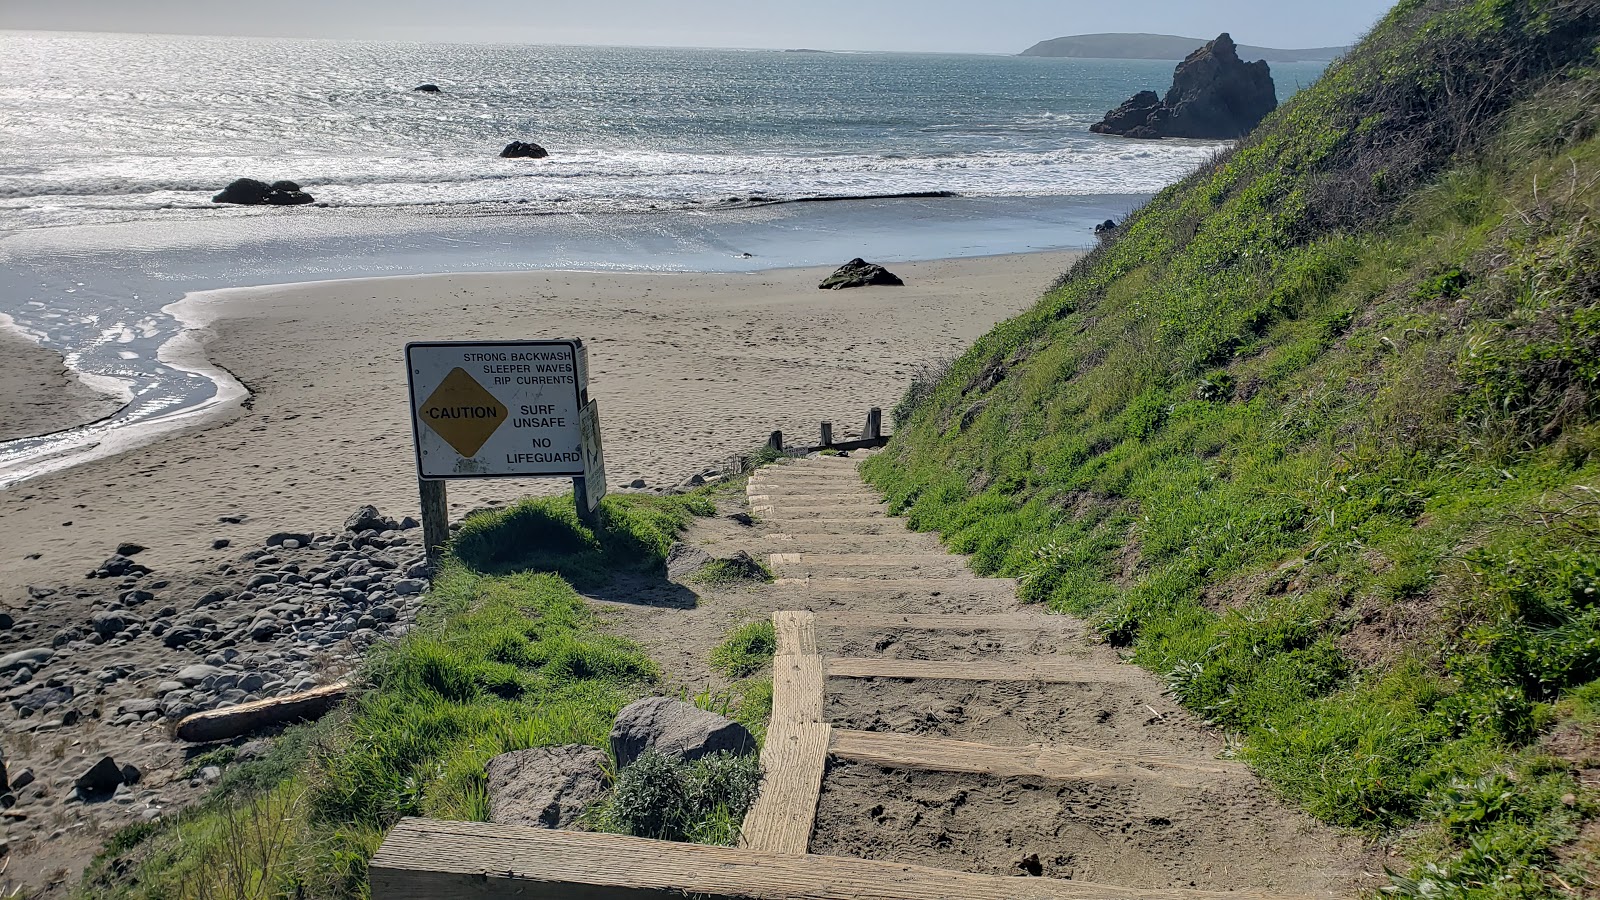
[1090,33,1276,139]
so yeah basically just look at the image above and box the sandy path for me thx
[601,454,1374,894]
[0,252,1072,598]
[0,330,123,443]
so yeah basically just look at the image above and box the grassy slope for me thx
[867,0,1600,893]
[80,491,728,899]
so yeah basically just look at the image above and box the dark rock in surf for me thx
[1091,34,1277,139]
[413,83,442,93]
[1093,90,1166,138]
[212,178,316,206]
[819,258,904,290]
[501,141,550,159]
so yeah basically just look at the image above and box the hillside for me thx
[1020,32,1346,61]
[873,0,1600,893]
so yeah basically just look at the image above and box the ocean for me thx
[0,31,1327,482]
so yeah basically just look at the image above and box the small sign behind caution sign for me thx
[578,400,607,513]
[406,340,588,480]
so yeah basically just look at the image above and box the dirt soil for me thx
[598,452,1384,896]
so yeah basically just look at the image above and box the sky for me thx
[0,0,1396,54]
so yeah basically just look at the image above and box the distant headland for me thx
[1019,33,1346,62]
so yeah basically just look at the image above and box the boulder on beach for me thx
[413,83,442,93]
[74,755,126,798]
[212,178,316,206]
[610,696,755,768]
[819,258,904,290]
[1090,34,1277,139]
[500,141,549,159]
[485,744,608,828]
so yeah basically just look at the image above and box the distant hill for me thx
[1019,33,1346,62]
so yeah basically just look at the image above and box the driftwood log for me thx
[175,681,350,743]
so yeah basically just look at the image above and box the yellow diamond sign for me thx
[418,367,509,458]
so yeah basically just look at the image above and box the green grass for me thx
[864,1,1600,894]
[692,553,774,586]
[709,621,778,678]
[81,491,712,900]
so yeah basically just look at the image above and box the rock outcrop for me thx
[413,83,441,93]
[1090,34,1276,140]
[609,696,755,767]
[500,141,549,159]
[212,178,316,206]
[819,258,904,290]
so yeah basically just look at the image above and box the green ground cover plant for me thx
[585,750,762,846]
[866,1,1600,893]
[81,492,713,899]
[710,620,778,678]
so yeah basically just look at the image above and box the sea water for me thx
[0,31,1327,481]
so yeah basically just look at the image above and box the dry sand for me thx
[0,329,123,443]
[0,252,1074,593]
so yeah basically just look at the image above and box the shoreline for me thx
[0,244,1088,489]
[0,316,126,444]
[0,250,1077,591]
[0,194,1131,488]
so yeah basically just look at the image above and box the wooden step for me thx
[818,611,1084,633]
[829,729,1249,785]
[748,493,883,505]
[371,819,1310,899]
[772,576,1014,594]
[769,552,962,567]
[752,504,887,518]
[743,611,828,855]
[826,656,1141,684]
[756,519,904,534]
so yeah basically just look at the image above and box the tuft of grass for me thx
[709,621,778,678]
[452,493,713,587]
[691,552,774,586]
[586,750,762,845]
[83,490,714,899]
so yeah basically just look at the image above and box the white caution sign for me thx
[407,340,586,479]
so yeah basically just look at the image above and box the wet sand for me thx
[0,327,123,443]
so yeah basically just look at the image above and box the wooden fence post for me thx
[419,479,449,568]
[820,421,833,448]
[865,407,882,442]
[767,431,784,454]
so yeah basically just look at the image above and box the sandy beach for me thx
[0,329,124,443]
[0,252,1074,592]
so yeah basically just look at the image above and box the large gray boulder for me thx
[1091,33,1277,139]
[610,697,755,768]
[485,744,608,828]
